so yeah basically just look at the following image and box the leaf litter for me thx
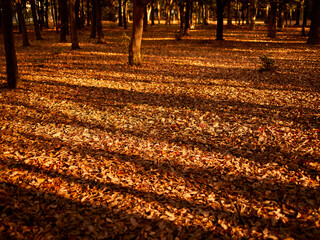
[0,23,320,239]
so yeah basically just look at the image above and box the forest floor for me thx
[0,22,320,239]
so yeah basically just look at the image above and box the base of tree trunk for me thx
[129,52,141,66]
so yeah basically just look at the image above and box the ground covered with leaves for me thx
[0,23,320,239]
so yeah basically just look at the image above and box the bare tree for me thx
[129,0,151,65]
[1,0,20,88]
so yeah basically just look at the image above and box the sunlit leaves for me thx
[0,23,320,239]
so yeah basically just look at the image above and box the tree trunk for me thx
[52,0,59,32]
[129,0,145,66]
[144,5,148,30]
[1,0,20,89]
[16,1,31,47]
[307,0,320,44]
[216,0,224,40]
[69,0,80,49]
[45,0,49,27]
[267,1,277,38]
[87,0,90,26]
[227,0,232,27]
[0,7,3,30]
[184,0,190,35]
[157,2,161,24]
[295,1,301,25]
[151,2,155,25]
[203,3,208,25]
[277,1,285,31]
[250,0,257,30]
[75,0,80,28]
[59,0,68,42]
[123,0,127,29]
[30,0,43,40]
[119,0,123,26]
[39,0,45,30]
[302,0,309,36]
[180,3,184,30]
[90,0,97,38]
[96,0,104,42]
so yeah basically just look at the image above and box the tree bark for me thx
[129,0,146,66]
[227,0,233,27]
[180,3,184,30]
[203,3,208,25]
[75,0,80,28]
[90,0,97,38]
[123,0,127,29]
[307,0,320,44]
[1,0,20,89]
[277,1,285,31]
[59,0,68,42]
[96,0,104,42]
[39,0,45,30]
[295,1,301,25]
[184,0,190,35]
[302,0,309,36]
[52,0,59,32]
[87,0,90,26]
[144,5,148,31]
[151,2,155,25]
[16,0,31,47]
[69,0,80,49]
[119,0,123,26]
[45,0,49,27]
[250,0,257,30]
[216,0,224,40]
[0,6,2,30]
[30,0,43,40]
[267,1,277,38]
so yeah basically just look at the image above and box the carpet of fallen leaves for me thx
[1,23,320,239]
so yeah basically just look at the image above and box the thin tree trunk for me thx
[0,6,3,30]
[45,0,49,27]
[143,5,148,31]
[203,3,208,25]
[1,0,20,89]
[227,0,232,27]
[158,2,161,24]
[39,0,44,30]
[295,1,301,25]
[119,0,123,26]
[267,1,277,38]
[87,0,90,26]
[184,0,190,35]
[59,0,68,42]
[53,0,59,32]
[307,0,320,44]
[302,0,309,36]
[69,0,80,49]
[30,0,43,40]
[246,5,250,25]
[90,0,97,38]
[123,0,127,29]
[151,2,155,25]
[16,1,31,47]
[96,0,104,42]
[129,0,145,66]
[216,0,224,40]
[75,0,80,28]
[180,3,184,30]
[277,1,285,30]
[250,0,257,30]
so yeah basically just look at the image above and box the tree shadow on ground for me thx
[1,127,319,239]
